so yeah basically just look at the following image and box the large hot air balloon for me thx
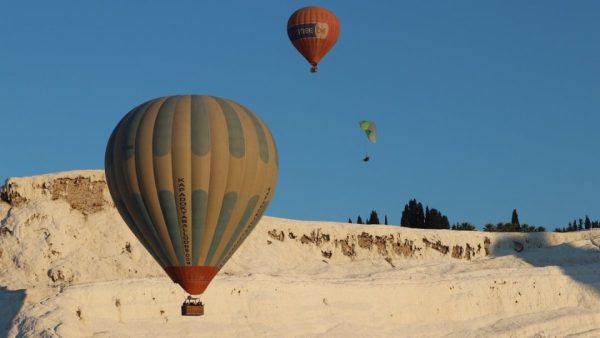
[105,95,278,315]
[359,120,376,162]
[287,6,340,73]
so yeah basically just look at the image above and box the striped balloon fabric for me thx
[105,95,278,295]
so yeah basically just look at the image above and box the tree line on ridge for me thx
[349,198,599,233]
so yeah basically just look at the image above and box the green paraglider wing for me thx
[359,120,377,143]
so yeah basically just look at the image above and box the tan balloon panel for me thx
[105,95,278,295]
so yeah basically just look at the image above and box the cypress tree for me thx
[401,199,425,228]
[511,209,520,226]
[367,210,380,225]
[416,201,425,228]
[425,208,450,229]
[426,208,439,229]
[401,199,449,229]
[585,216,591,230]
[442,215,450,229]
[400,204,409,227]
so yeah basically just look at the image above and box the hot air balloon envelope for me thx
[105,95,278,296]
[287,6,340,72]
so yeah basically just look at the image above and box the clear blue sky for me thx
[1,1,598,229]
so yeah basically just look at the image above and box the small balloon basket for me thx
[181,296,204,316]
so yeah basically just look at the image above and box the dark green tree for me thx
[357,215,364,224]
[498,222,511,232]
[492,222,523,232]
[511,209,520,226]
[401,199,425,228]
[423,207,449,229]
[442,216,450,229]
[452,222,476,231]
[384,215,388,225]
[521,224,536,232]
[348,218,352,223]
[367,210,381,225]
[560,216,600,232]
[585,215,591,230]
[483,224,496,232]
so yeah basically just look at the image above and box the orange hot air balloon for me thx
[287,6,340,73]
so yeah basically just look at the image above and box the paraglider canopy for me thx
[359,120,377,143]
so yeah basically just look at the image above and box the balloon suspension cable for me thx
[310,65,318,73]
[181,295,204,316]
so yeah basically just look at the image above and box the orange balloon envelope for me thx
[287,6,340,73]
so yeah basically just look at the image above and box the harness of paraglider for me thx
[181,296,204,316]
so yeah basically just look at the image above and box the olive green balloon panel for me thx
[105,95,278,295]
[359,120,377,143]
